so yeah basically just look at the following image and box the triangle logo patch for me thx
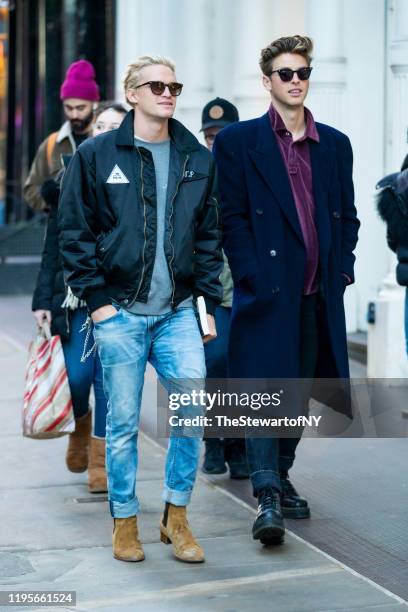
[106,164,129,184]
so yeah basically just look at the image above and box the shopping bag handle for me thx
[39,321,52,341]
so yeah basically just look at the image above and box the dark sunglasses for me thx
[135,80,183,96]
[270,67,313,82]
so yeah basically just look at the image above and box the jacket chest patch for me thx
[183,169,208,182]
[106,164,129,184]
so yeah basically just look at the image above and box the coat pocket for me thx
[96,227,119,271]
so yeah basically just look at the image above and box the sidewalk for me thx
[0,328,407,611]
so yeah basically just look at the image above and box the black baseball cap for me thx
[200,97,239,131]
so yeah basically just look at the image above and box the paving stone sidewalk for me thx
[0,328,406,612]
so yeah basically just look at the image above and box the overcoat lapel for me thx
[248,113,304,244]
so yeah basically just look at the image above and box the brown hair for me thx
[94,101,128,120]
[123,55,176,105]
[259,35,313,76]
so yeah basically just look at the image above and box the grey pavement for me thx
[0,297,407,611]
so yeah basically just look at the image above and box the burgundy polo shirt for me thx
[269,104,319,295]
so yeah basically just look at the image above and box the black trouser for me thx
[204,305,245,454]
[246,293,319,496]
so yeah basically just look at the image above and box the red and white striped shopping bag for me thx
[23,323,74,438]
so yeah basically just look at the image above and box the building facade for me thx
[4,1,406,374]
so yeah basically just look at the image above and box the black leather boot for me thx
[202,439,227,474]
[280,476,310,519]
[252,488,285,545]
[225,439,249,480]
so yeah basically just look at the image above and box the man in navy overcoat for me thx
[213,35,359,546]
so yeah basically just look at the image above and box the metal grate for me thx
[73,496,109,504]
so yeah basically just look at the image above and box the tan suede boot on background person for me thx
[160,503,205,563]
[65,412,91,473]
[88,437,107,493]
[113,517,145,562]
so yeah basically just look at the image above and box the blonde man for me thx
[59,56,222,563]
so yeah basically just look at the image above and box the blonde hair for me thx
[260,36,313,76]
[123,55,176,104]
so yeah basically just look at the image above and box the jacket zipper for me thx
[128,148,147,307]
[169,154,189,308]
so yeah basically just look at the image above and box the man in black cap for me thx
[200,98,249,480]
[201,97,239,153]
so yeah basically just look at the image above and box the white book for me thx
[197,296,210,336]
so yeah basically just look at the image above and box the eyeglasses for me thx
[270,67,313,82]
[135,81,184,96]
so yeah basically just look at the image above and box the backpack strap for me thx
[46,131,58,171]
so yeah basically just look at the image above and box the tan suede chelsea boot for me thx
[113,516,145,562]
[160,502,204,563]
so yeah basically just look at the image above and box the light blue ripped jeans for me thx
[93,306,206,518]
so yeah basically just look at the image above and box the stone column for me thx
[115,0,142,101]
[368,0,408,377]
[387,0,408,168]
[232,0,275,119]
[174,0,213,134]
[212,0,236,100]
[115,0,175,101]
[305,0,347,131]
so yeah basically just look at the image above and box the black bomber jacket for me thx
[58,110,223,314]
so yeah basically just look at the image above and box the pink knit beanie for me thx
[60,60,100,101]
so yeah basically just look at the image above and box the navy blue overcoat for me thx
[213,113,360,383]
